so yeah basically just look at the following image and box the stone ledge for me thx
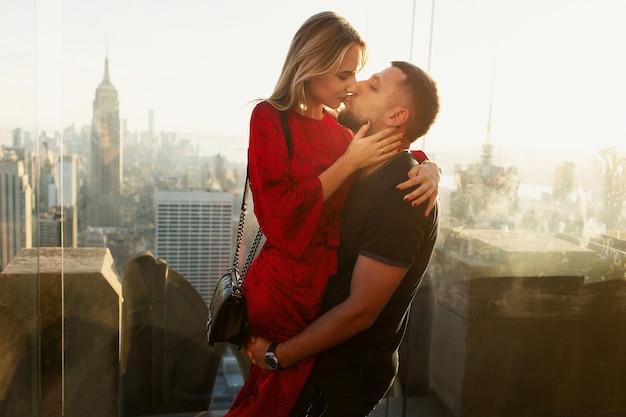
[0,247,122,417]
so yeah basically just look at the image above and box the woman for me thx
[226,11,439,417]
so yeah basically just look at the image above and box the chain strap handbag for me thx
[206,166,263,349]
[206,110,291,349]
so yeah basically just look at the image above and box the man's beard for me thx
[337,108,366,133]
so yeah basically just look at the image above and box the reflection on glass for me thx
[1,1,625,416]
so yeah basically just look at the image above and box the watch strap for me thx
[265,342,280,371]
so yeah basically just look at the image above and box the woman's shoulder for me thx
[250,101,282,136]
[252,100,279,117]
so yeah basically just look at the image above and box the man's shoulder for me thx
[361,152,417,188]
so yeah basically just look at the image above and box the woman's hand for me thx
[242,333,272,371]
[318,122,405,202]
[396,160,441,217]
[342,122,406,170]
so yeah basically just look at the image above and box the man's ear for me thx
[386,107,409,127]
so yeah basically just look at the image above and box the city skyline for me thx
[1,62,246,271]
[1,0,626,159]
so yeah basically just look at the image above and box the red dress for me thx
[226,101,353,417]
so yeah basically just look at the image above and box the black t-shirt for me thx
[314,151,439,371]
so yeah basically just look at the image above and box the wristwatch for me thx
[265,343,281,371]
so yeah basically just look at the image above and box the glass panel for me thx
[2,1,625,416]
[1,1,41,416]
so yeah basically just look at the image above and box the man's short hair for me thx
[391,61,440,143]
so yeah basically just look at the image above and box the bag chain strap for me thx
[232,166,264,287]
[231,169,250,273]
[233,110,292,286]
[241,227,263,279]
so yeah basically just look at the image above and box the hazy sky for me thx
[1,0,625,157]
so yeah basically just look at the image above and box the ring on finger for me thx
[380,147,385,155]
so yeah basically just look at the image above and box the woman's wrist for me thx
[336,151,360,174]
[421,159,443,174]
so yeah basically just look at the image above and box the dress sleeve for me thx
[411,150,428,163]
[248,102,324,259]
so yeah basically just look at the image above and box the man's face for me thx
[337,65,406,134]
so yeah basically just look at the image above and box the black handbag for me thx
[206,167,263,349]
[206,110,292,349]
[206,268,246,347]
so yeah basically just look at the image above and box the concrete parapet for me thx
[427,229,626,417]
[0,247,122,417]
[0,248,234,417]
[122,251,223,416]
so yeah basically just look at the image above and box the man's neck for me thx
[361,148,409,177]
[361,161,386,177]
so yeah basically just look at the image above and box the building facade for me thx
[155,190,235,304]
[0,153,33,270]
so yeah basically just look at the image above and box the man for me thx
[245,61,440,417]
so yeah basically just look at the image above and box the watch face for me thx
[265,354,280,371]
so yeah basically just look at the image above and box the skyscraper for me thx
[32,208,76,248]
[47,154,79,248]
[155,190,235,304]
[0,153,33,270]
[54,154,76,205]
[88,56,122,227]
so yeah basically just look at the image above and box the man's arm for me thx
[244,255,408,369]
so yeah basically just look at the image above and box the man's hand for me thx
[396,160,440,216]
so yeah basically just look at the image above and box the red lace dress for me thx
[225,101,353,417]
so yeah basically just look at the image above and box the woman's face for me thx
[306,44,361,111]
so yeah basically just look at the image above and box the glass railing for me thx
[1,1,625,416]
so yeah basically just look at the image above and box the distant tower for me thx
[88,56,122,227]
[39,141,55,213]
[12,128,22,148]
[55,154,78,208]
[149,108,155,140]
[53,154,79,247]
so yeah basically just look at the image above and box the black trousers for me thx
[291,362,395,417]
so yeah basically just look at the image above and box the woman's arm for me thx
[398,160,441,217]
[247,103,405,258]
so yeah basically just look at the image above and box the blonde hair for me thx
[267,11,368,111]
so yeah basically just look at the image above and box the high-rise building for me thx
[39,141,55,213]
[155,190,235,304]
[148,108,155,140]
[88,56,122,227]
[32,207,76,248]
[34,213,61,247]
[46,153,79,247]
[0,152,33,270]
[55,154,78,208]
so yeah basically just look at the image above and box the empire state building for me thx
[88,57,122,227]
